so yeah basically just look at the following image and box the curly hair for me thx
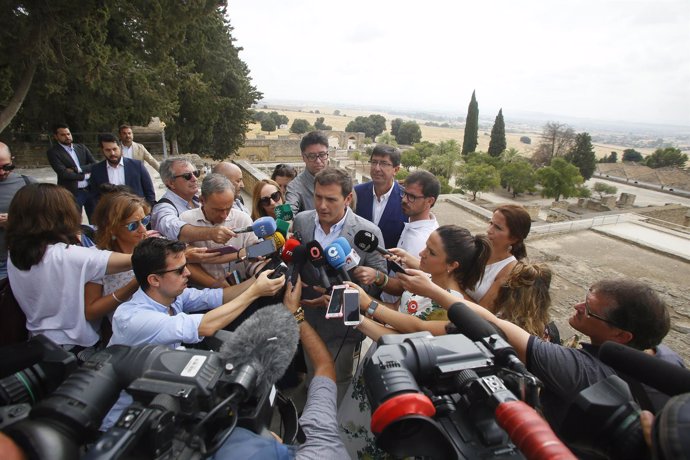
[495,262,552,337]
[92,189,151,251]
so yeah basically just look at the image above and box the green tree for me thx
[564,132,597,180]
[465,151,503,170]
[413,141,437,159]
[396,121,422,145]
[376,132,398,145]
[422,155,449,178]
[290,118,312,134]
[268,111,288,127]
[438,176,453,194]
[592,182,618,199]
[401,150,422,170]
[333,109,341,116]
[260,118,276,133]
[461,90,479,154]
[500,160,537,197]
[390,118,403,138]
[488,108,506,157]
[644,147,688,168]
[314,117,331,130]
[345,114,386,139]
[536,158,584,201]
[531,122,576,166]
[457,163,500,200]
[395,168,410,181]
[622,149,644,162]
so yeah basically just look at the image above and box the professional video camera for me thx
[363,331,570,459]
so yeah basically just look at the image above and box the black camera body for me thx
[363,332,539,459]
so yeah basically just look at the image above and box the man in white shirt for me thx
[118,124,160,171]
[180,174,258,286]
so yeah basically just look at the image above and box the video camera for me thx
[362,331,571,459]
[1,341,281,460]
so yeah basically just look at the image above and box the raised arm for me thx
[84,278,138,321]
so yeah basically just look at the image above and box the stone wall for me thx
[234,160,270,202]
[635,204,690,227]
[238,139,302,161]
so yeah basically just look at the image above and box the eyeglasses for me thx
[303,151,329,162]
[401,190,426,203]
[0,164,16,172]
[368,160,394,169]
[124,215,151,232]
[584,290,623,329]
[259,190,282,207]
[173,170,201,181]
[154,263,187,276]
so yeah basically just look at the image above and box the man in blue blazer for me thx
[354,144,406,248]
[89,133,156,206]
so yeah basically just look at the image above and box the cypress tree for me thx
[564,132,597,180]
[461,90,479,155]
[488,109,506,157]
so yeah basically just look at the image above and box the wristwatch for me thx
[293,306,305,324]
[366,300,379,319]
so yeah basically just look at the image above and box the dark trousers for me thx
[74,188,95,223]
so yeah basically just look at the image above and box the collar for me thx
[106,157,125,169]
[313,207,349,235]
[372,181,395,202]
[407,213,437,227]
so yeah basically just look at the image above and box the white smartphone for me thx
[325,285,347,319]
[342,288,361,326]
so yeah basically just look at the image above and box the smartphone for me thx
[246,239,276,259]
[208,245,239,255]
[388,260,407,274]
[268,262,289,280]
[325,285,347,319]
[342,288,361,326]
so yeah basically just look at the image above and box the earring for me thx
[111,235,117,240]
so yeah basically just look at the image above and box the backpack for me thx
[0,277,28,346]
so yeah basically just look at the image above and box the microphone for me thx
[306,241,332,289]
[274,203,293,221]
[218,304,300,390]
[281,238,300,263]
[333,237,361,271]
[447,302,528,376]
[353,231,406,274]
[270,231,285,252]
[598,341,690,397]
[325,243,351,281]
[276,219,290,238]
[233,216,276,237]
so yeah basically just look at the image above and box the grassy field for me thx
[247,106,652,160]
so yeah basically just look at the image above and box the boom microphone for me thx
[306,241,332,289]
[333,237,361,271]
[233,216,276,237]
[325,243,351,282]
[598,341,690,397]
[218,304,300,390]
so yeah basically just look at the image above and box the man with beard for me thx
[89,133,156,206]
[118,124,160,171]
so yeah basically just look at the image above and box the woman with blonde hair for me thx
[251,178,285,220]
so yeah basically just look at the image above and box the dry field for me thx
[248,106,649,160]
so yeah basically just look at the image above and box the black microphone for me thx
[306,241,332,289]
[289,244,308,286]
[353,230,406,274]
[447,302,529,376]
[599,341,690,397]
[218,304,300,390]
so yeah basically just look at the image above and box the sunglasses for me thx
[154,263,187,276]
[124,215,151,232]
[173,170,201,181]
[259,190,282,207]
[1,164,16,172]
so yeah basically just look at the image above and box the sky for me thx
[227,0,690,126]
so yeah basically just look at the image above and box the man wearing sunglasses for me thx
[152,158,236,245]
[285,131,331,215]
[89,133,156,207]
[102,237,285,430]
[0,142,37,280]
[405,275,683,446]
[354,144,407,249]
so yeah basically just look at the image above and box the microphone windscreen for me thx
[447,302,499,341]
[218,304,300,389]
[275,204,293,221]
[354,230,378,252]
[325,243,347,270]
[306,241,327,268]
[333,237,352,253]
[299,261,323,287]
[599,341,690,397]
[252,216,277,238]
[271,232,286,251]
[276,219,290,237]
[281,238,300,263]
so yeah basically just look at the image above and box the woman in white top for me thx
[7,184,132,348]
[466,204,532,312]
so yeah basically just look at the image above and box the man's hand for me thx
[209,226,236,244]
[353,266,378,286]
[302,294,330,308]
[250,270,284,297]
[283,276,302,313]
[397,269,435,297]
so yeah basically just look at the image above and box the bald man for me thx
[0,143,37,279]
[212,162,250,215]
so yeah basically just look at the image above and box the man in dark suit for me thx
[89,133,156,206]
[292,166,387,405]
[46,123,98,221]
[354,144,406,248]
